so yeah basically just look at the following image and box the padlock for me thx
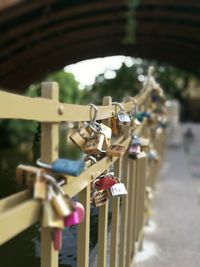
[64,201,85,227]
[83,133,105,154]
[91,189,108,207]
[117,111,131,125]
[128,145,141,159]
[112,102,131,126]
[140,138,150,153]
[70,126,91,150]
[99,123,112,147]
[16,165,40,187]
[92,172,117,191]
[147,149,159,162]
[84,155,97,168]
[140,138,149,148]
[106,145,126,157]
[37,158,85,176]
[53,229,63,251]
[49,185,74,217]
[41,200,64,229]
[33,169,47,200]
[106,182,127,198]
[111,117,121,136]
[129,135,141,159]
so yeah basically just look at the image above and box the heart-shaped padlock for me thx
[93,173,117,191]
[64,201,85,227]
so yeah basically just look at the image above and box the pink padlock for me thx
[53,228,63,251]
[64,201,85,227]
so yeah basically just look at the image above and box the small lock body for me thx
[70,127,91,150]
[52,159,85,176]
[53,229,63,251]
[106,145,126,157]
[64,202,85,227]
[117,112,131,125]
[51,190,73,217]
[91,190,108,207]
[129,145,141,155]
[111,117,121,136]
[84,134,104,154]
[140,138,150,149]
[99,123,112,147]
[106,183,127,198]
[42,201,64,229]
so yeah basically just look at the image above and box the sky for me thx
[64,55,136,88]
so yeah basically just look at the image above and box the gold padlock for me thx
[70,127,91,150]
[16,164,40,188]
[50,185,73,217]
[99,123,112,147]
[91,189,108,207]
[42,200,64,229]
[33,170,47,200]
[106,145,126,157]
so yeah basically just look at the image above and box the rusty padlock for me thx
[90,189,108,207]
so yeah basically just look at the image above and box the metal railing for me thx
[0,67,166,267]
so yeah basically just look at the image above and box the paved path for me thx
[135,128,200,267]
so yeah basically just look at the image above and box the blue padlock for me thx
[36,158,85,176]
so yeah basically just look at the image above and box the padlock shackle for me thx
[84,155,97,165]
[43,173,65,195]
[36,158,52,169]
[89,103,98,125]
[112,102,124,113]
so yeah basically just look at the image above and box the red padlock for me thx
[93,173,117,191]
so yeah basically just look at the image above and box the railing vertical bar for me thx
[138,156,147,250]
[77,185,91,267]
[110,158,121,267]
[97,202,108,267]
[125,159,136,266]
[97,95,112,267]
[41,82,59,267]
[134,160,140,243]
[119,151,130,267]
[131,162,138,257]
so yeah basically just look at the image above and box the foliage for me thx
[85,59,192,104]
[0,71,85,147]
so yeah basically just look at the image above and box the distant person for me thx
[183,127,195,153]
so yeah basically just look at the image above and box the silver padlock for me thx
[106,178,127,198]
[112,102,131,125]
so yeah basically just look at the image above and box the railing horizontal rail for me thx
[0,80,151,121]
